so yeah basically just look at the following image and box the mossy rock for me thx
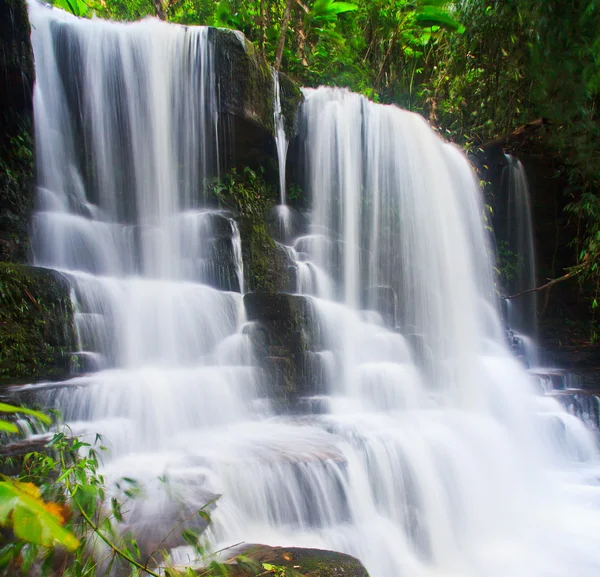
[212,28,302,179]
[244,293,324,405]
[227,545,369,577]
[0,0,34,109]
[244,293,316,352]
[0,0,35,263]
[213,28,301,141]
[239,219,293,293]
[0,263,75,384]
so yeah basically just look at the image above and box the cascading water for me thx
[273,71,289,206]
[23,5,600,577]
[499,154,538,364]
[272,70,293,243]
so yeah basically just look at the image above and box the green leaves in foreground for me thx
[0,479,80,551]
[0,402,51,434]
[0,404,78,551]
[53,0,89,17]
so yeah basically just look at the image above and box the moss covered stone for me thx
[0,263,75,384]
[0,0,35,263]
[228,545,370,577]
[244,293,325,405]
[239,220,292,293]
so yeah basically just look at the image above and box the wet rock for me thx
[553,390,600,430]
[266,205,307,243]
[207,236,241,292]
[244,293,316,352]
[213,29,302,175]
[0,0,35,263]
[228,545,369,577]
[528,368,568,392]
[244,293,323,405]
[239,221,293,293]
[0,263,75,384]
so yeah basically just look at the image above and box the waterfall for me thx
[500,154,538,362]
[273,70,292,242]
[25,5,600,577]
[273,71,289,206]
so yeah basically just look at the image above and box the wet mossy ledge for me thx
[0,263,75,385]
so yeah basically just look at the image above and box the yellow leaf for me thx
[43,502,70,524]
[13,482,41,500]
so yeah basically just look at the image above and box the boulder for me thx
[0,263,75,384]
[227,545,369,577]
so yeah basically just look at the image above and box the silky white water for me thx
[24,4,600,577]
[500,154,538,365]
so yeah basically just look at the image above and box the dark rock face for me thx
[0,0,35,263]
[0,263,75,384]
[213,29,302,178]
[192,212,243,292]
[244,293,326,406]
[228,545,370,577]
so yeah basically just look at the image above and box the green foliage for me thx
[0,406,242,577]
[0,402,51,433]
[53,0,89,17]
[206,166,275,218]
[0,264,74,384]
[0,479,80,552]
[496,240,524,285]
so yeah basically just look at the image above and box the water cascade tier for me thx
[23,4,600,577]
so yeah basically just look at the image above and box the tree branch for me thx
[502,268,582,300]
[481,117,549,150]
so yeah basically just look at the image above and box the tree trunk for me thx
[275,0,295,71]
[154,0,165,20]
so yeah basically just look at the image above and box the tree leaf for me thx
[0,481,80,551]
[414,6,465,33]
[0,402,52,425]
[0,421,18,433]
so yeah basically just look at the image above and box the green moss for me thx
[279,72,303,141]
[239,221,290,292]
[205,167,291,292]
[231,546,370,577]
[0,0,35,264]
[0,113,34,263]
[0,264,75,384]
